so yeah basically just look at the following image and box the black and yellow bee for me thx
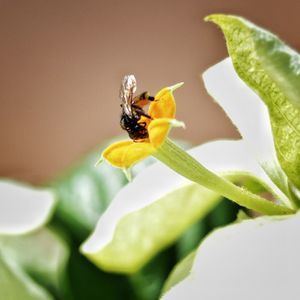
[119,75,155,141]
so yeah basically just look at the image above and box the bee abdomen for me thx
[120,113,149,141]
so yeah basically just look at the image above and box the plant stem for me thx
[154,139,295,216]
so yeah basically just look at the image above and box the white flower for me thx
[81,58,291,274]
[161,212,300,300]
[161,58,298,299]
[0,180,55,235]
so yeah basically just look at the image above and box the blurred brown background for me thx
[0,0,299,184]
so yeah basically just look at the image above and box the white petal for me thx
[82,139,272,253]
[202,58,292,207]
[162,212,300,300]
[0,181,55,234]
[203,57,275,163]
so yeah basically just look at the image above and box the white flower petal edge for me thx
[162,212,300,300]
[82,139,274,254]
[203,57,275,162]
[0,181,55,235]
[203,57,291,206]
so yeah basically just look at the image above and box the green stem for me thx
[153,139,295,216]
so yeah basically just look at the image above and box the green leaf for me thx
[66,242,137,300]
[129,249,177,300]
[0,251,53,300]
[162,250,197,294]
[51,152,125,239]
[161,250,196,296]
[202,58,294,208]
[81,139,289,274]
[0,228,70,299]
[176,198,240,260]
[235,210,250,222]
[175,220,207,260]
[49,138,193,299]
[83,183,222,273]
[50,139,154,239]
[82,177,273,274]
[255,32,300,110]
[206,14,300,190]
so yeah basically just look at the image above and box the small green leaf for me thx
[206,14,300,190]
[161,250,196,296]
[235,210,250,222]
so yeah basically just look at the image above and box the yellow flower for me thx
[99,82,185,170]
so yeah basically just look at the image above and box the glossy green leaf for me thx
[83,183,222,273]
[50,139,154,239]
[129,249,176,300]
[206,14,300,190]
[51,153,125,239]
[0,251,53,300]
[255,32,300,110]
[203,58,295,208]
[66,243,137,300]
[161,250,196,296]
[176,197,240,260]
[49,138,192,299]
[175,220,207,260]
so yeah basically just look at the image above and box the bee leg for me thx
[132,106,153,119]
[139,111,152,120]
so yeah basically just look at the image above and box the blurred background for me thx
[1,2,300,300]
[1,0,300,183]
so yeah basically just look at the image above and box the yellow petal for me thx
[102,140,154,168]
[148,83,183,119]
[148,118,185,149]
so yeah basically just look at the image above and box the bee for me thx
[119,75,155,141]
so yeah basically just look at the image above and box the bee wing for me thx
[119,75,137,116]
